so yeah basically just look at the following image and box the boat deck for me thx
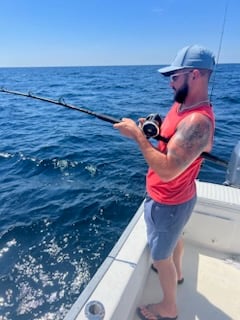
[64,181,240,320]
[133,241,240,320]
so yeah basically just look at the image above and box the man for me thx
[114,44,215,320]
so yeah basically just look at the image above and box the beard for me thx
[174,81,189,103]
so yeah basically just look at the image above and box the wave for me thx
[0,152,13,158]
[0,150,99,176]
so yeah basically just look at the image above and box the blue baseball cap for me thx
[158,45,215,76]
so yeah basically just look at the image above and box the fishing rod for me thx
[210,0,229,99]
[0,87,228,168]
[0,87,121,125]
[204,1,229,168]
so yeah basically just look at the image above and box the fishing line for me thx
[0,87,228,167]
[210,0,229,100]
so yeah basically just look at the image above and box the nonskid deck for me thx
[133,241,240,320]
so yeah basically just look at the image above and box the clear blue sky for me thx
[0,0,239,67]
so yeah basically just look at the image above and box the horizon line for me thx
[0,62,240,69]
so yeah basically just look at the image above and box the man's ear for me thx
[192,69,200,80]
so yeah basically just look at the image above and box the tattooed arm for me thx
[114,113,213,181]
[165,113,213,177]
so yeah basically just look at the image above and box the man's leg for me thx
[173,237,184,282]
[139,196,196,319]
[139,256,178,318]
[154,256,178,317]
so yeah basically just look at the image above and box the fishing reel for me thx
[142,113,162,139]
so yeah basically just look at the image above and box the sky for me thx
[0,0,239,67]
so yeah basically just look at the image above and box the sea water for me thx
[0,64,239,319]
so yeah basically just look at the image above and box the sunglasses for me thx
[170,71,192,82]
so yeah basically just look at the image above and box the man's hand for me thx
[114,118,144,140]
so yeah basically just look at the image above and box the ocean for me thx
[0,64,239,319]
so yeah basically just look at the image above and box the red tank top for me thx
[146,102,215,204]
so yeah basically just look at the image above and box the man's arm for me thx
[114,113,213,182]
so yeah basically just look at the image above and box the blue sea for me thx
[0,64,239,319]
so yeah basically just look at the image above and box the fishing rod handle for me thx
[95,113,121,124]
[201,152,228,167]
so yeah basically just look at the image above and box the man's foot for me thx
[137,304,178,320]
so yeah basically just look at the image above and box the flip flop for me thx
[151,264,184,284]
[137,305,178,320]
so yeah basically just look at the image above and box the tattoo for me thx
[179,121,210,151]
[168,116,212,170]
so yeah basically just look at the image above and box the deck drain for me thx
[84,300,105,319]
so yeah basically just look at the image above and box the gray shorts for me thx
[144,194,196,260]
